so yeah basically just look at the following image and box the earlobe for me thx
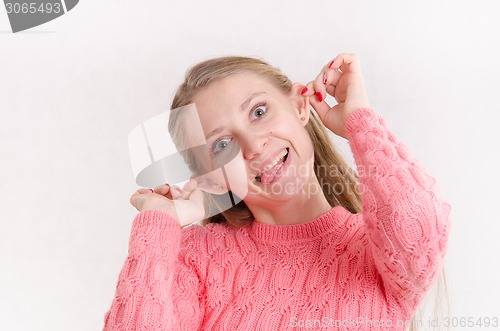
[195,176,228,195]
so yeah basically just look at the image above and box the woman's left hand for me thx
[303,53,371,140]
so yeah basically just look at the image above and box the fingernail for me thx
[329,60,334,68]
[149,188,154,193]
[165,183,169,187]
[316,92,323,102]
[301,87,308,95]
[323,75,327,84]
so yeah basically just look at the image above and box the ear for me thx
[288,82,311,126]
[191,174,228,195]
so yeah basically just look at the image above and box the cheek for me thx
[303,136,315,157]
[219,153,249,198]
[277,123,313,155]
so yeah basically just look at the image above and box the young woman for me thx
[103,53,451,330]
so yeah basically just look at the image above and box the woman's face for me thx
[191,73,315,208]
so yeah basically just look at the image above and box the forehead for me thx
[193,73,279,108]
[188,73,291,141]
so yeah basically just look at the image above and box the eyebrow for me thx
[204,91,266,141]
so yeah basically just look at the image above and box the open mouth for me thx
[255,148,289,183]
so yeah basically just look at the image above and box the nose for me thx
[241,133,268,160]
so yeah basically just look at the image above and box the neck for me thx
[248,179,332,226]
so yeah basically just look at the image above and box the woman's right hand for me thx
[129,179,205,228]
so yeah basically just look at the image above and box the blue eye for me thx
[251,104,267,120]
[212,137,232,154]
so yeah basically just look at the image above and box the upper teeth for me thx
[260,148,288,175]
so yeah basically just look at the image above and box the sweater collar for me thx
[249,205,350,242]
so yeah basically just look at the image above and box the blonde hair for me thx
[168,56,449,331]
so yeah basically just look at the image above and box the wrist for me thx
[344,107,378,141]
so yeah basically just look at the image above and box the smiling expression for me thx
[191,73,316,207]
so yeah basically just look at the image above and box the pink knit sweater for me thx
[103,108,451,330]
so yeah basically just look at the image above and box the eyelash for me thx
[250,102,268,120]
[210,101,269,155]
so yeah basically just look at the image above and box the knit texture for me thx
[103,108,451,330]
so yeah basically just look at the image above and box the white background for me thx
[1,1,499,330]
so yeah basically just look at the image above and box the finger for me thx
[170,185,182,199]
[154,183,171,196]
[302,81,316,97]
[325,84,336,98]
[312,70,327,103]
[309,93,332,123]
[129,188,155,208]
[310,71,332,117]
[323,67,342,91]
[135,188,154,195]
[330,53,361,74]
[182,179,198,192]
[305,80,331,121]
[187,186,205,210]
[180,179,198,199]
[326,54,341,71]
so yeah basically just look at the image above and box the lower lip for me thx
[266,149,291,184]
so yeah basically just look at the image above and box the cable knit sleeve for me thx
[102,210,203,330]
[344,108,452,314]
